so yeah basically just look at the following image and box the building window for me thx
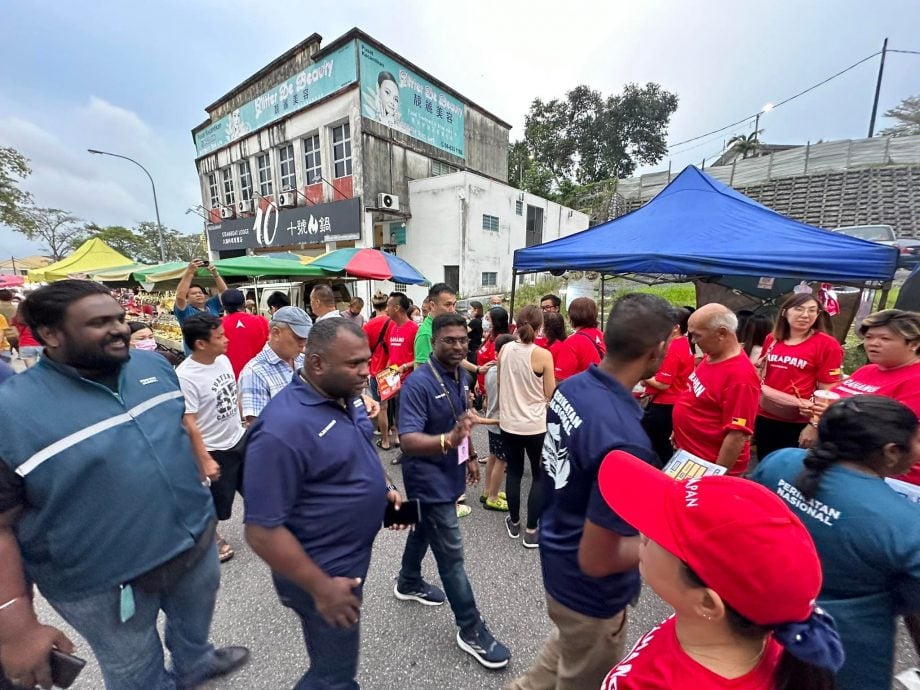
[332,123,352,178]
[257,153,273,197]
[239,161,253,201]
[303,134,322,185]
[482,214,499,232]
[221,168,235,206]
[207,172,220,208]
[515,199,524,216]
[394,282,407,292]
[432,160,458,176]
[278,144,296,190]
[525,205,544,247]
[482,272,498,287]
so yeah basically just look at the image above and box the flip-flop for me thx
[375,439,391,451]
[217,537,235,563]
[484,497,509,511]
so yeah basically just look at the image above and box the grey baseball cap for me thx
[271,306,313,338]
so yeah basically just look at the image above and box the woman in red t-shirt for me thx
[802,309,920,484]
[553,297,605,381]
[597,452,842,690]
[754,294,843,461]
[476,306,510,396]
[641,307,694,466]
[12,305,41,367]
[542,312,567,363]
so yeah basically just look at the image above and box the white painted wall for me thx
[404,172,589,302]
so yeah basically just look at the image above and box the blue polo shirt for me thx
[173,295,222,326]
[244,373,388,579]
[398,357,469,504]
[540,365,658,618]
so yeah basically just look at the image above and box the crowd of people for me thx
[0,266,918,690]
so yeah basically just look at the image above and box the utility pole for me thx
[868,38,888,138]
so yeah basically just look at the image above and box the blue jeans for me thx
[272,574,362,690]
[47,543,221,690]
[397,501,480,633]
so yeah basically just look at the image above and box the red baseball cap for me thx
[598,451,822,626]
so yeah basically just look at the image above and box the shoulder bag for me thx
[759,340,805,422]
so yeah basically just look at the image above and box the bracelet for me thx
[440,433,447,454]
[0,596,22,612]
[808,421,819,429]
[386,483,398,493]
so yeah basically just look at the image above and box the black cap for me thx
[221,289,245,308]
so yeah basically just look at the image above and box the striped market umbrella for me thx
[308,248,430,286]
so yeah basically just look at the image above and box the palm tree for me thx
[727,131,762,159]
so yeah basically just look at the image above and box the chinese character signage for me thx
[206,198,362,251]
[194,42,358,157]
[358,41,465,159]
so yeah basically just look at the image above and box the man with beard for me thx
[509,294,676,690]
[0,280,248,690]
[244,318,404,689]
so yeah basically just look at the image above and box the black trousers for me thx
[753,415,806,465]
[208,434,246,521]
[500,430,545,530]
[641,402,674,469]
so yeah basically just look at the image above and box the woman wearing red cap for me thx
[752,395,920,690]
[597,451,843,689]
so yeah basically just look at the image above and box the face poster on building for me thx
[358,41,465,159]
[206,198,361,251]
[195,42,358,157]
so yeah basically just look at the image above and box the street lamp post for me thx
[87,149,166,262]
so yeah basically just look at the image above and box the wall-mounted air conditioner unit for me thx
[377,193,400,211]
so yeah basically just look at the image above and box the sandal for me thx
[217,536,235,563]
[483,497,509,511]
[375,439,391,451]
[456,504,472,518]
[391,453,403,465]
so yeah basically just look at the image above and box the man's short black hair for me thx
[267,291,290,310]
[432,312,467,337]
[306,317,365,358]
[540,294,561,309]
[427,282,456,303]
[19,279,114,345]
[604,294,677,361]
[311,283,336,307]
[0,289,12,301]
[181,312,222,350]
[188,283,207,294]
[389,292,410,313]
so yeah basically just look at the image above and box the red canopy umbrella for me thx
[0,275,24,288]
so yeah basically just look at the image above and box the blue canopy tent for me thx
[513,165,897,288]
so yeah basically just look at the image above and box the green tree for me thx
[0,146,33,229]
[70,224,145,260]
[522,82,678,193]
[12,207,83,261]
[727,131,762,159]
[76,222,207,263]
[879,95,920,137]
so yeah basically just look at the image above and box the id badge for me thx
[457,437,470,465]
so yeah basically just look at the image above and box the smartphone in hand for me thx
[384,499,420,528]
[50,649,86,689]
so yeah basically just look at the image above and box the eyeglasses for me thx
[438,337,469,346]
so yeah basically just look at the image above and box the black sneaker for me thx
[522,529,539,549]
[393,580,446,606]
[457,623,510,669]
[505,515,520,539]
[176,646,250,689]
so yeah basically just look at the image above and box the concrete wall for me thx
[464,107,509,182]
[403,173,589,302]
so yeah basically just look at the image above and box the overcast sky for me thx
[2,0,918,258]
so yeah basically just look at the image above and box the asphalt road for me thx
[31,425,918,689]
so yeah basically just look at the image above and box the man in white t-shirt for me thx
[178,313,247,563]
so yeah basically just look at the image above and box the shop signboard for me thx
[207,197,361,251]
[358,41,464,159]
[195,41,358,157]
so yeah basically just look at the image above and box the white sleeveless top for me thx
[498,341,547,435]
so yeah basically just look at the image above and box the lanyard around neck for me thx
[427,356,466,422]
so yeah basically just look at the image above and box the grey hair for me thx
[710,310,739,333]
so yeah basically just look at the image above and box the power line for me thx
[668,51,882,150]
[889,49,920,55]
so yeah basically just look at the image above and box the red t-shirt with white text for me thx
[833,361,920,484]
[476,336,497,392]
[759,332,843,419]
[651,336,695,406]
[364,315,392,375]
[222,312,269,379]
[554,327,605,381]
[672,351,760,474]
[602,616,781,690]
[387,320,419,378]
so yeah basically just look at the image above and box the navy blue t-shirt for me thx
[243,372,388,579]
[398,357,469,504]
[752,449,920,690]
[540,365,657,618]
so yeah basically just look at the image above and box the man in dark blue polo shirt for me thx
[244,318,402,689]
[508,294,676,690]
[395,312,510,670]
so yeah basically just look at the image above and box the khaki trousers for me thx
[507,593,628,690]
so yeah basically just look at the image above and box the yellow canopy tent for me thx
[28,239,133,283]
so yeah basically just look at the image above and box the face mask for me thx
[483,320,492,333]
[134,339,158,352]
[412,315,423,324]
